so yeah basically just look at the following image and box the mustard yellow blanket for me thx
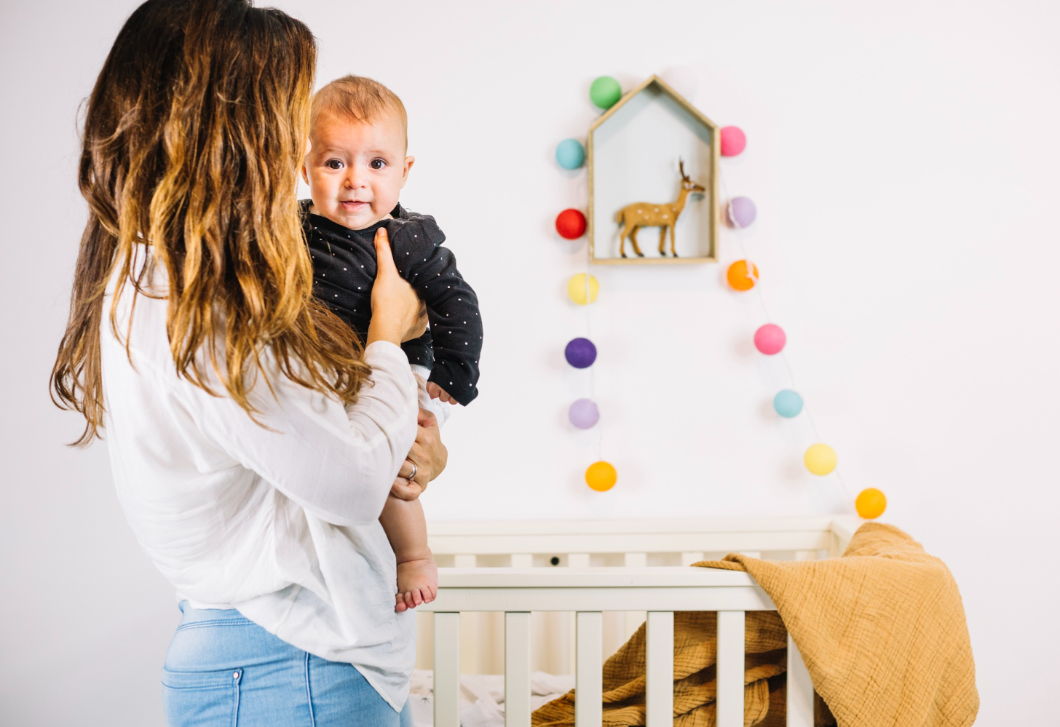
[531,523,977,727]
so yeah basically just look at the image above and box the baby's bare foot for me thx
[395,555,438,613]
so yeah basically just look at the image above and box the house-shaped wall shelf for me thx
[588,75,720,265]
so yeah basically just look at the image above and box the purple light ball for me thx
[727,197,757,228]
[568,399,600,429]
[564,337,597,368]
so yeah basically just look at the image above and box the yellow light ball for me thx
[803,443,837,476]
[586,461,617,491]
[567,274,599,305]
[856,488,887,519]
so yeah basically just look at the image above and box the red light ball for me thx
[555,209,587,240]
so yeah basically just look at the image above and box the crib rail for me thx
[418,517,859,727]
[421,567,814,727]
[427,516,848,559]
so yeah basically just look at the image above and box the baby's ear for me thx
[402,156,416,185]
[300,163,310,185]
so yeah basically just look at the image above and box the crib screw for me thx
[550,556,560,566]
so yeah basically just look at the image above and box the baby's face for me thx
[302,111,413,230]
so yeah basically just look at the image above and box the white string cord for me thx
[718,168,857,505]
[583,267,603,461]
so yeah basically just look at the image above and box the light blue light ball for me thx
[555,139,585,170]
[773,389,804,418]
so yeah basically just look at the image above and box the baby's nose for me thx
[345,166,367,188]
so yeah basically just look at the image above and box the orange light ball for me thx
[856,488,887,519]
[726,260,759,291]
[585,461,617,491]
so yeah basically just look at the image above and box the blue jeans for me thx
[163,602,413,727]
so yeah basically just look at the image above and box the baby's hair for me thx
[310,75,408,148]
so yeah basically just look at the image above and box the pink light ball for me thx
[568,399,600,429]
[720,126,746,157]
[754,324,786,355]
[727,197,757,228]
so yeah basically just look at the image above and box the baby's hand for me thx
[426,382,457,404]
[391,477,424,501]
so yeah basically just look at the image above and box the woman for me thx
[50,1,441,724]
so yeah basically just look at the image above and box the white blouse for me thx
[99,249,419,711]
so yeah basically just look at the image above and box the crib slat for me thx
[505,612,531,727]
[453,555,479,673]
[575,612,603,727]
[624,553,648,638]
[568,554,591,673]
[794,550,816,562]
[624,552,647,567]
[681,551,705,566]
[645,611,674,727]
[511,553,533,567]
[433,612,461,727]
[716,610,745,727]
[787,633,814,727]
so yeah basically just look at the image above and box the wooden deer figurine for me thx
[615,160,705,258]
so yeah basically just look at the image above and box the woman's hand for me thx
[367,228,428,346]
[390,408,449,501]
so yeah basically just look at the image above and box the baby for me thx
[301,75,482,611]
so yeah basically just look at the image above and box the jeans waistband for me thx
[177,600,248,624]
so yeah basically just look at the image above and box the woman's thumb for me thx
[374,227,397,277]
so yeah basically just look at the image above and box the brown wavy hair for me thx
[51,0,370,446]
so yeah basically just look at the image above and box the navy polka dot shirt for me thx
[303,200,482,406]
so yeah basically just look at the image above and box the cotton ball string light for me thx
[727,196,757,228]
[726,260,759,291]
[568,399,600,429]
[856,488,887,519]
[589,76,622,110]
[804,443,837,476]
[660,66,699,101]
[564,337,597,369]
[720,126,747,157]
[555,138,585,170]
[567,273,599,305]
[555,208,587,239]
[753,324,786,355]
[773,389,803,418]
[586,460,617,491]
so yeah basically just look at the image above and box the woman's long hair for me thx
[51,0,369,445]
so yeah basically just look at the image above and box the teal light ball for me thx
[589,76,622,109]
[773,389,804,418]
[555,139,585,170]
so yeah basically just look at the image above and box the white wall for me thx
[2,0,1056,723]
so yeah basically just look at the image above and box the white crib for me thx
[417,515,861,727]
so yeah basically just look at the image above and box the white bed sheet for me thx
[409,670,575,727]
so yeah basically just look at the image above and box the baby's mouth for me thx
[340,200,369,212]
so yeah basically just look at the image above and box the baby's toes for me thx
[395,594,408,613]
[403,591,418,610]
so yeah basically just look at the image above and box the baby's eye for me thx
[325,159,343,170]
[369,158,388,170]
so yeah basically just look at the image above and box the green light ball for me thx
[589,76,622,110]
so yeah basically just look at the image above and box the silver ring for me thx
[406,460,418,482]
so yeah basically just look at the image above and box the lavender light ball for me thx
[568,399,600,429]
[564,337,597,368]
[727,197,757,228]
